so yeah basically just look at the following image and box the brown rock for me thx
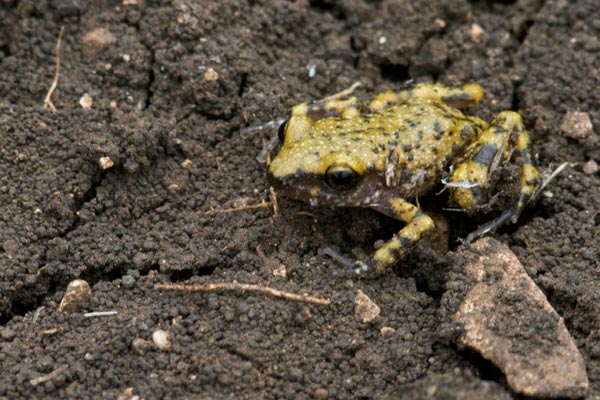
[313,387,329,399]
[560,111,595,139]
[582,159,598,175]
[450,238,588,398]
[57,279,92,314]
[469,24,485,43]
[354,289,380,323]
[81,28,117,58]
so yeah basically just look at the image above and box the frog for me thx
[246,83,540,275]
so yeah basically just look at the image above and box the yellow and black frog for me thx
[246,83,540,275]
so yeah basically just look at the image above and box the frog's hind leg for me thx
[369,83,483,112]
[449,111,541,242]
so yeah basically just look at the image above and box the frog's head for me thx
[268,142,386,207]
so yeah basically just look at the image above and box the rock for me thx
[448,238,588,398]
[582,159,598,175]
[152,329,171,351]
[81,28,117,58]
[380,326,395,337]
[560,111,594,139]
[57,279,92,314]
[0,327,15,341]
[98,156,114,170]
[79,93,93,109]
[469,24,485,43]
[392,372,511,400]
[131,338,152,355]
[354,289,380,323]
[121,275,135,288]
[313,387,329,399]
[203,68,219,82]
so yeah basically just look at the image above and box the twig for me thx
[39,327,60,337]
[32,306,45,323]
[531,161,570,202]
[43,25,65,113]
[155,282,331,305]
[83,310,118,318]
[255,244,268,264]
[30,364,68,386]
[323,81,362,101]
[204,200,272,215]
[295,211,316,218]
[269,186,280,217]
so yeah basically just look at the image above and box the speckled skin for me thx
[263,83,540,274]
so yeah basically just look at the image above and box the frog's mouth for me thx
[268,170,390,208]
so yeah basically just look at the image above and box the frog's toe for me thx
[318,247,376,277]
[464,209,513,244]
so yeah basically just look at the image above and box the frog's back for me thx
[309,98,484,173]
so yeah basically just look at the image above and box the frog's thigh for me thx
[451,111,540,218]
[372,198,435,272]
[369,83,483,112]
[291,97,361,120]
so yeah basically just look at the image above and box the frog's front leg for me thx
[371,198,436,272]
[325,198,435,276]
[450,111,540,242]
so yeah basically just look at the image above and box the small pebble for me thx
[0,328,15,341]
[81,28,117,58]
[57,279,92,314]
[131,338,152,355]
[560,111,595,139]
[152,329,171,351]
[469,23,485,43]
[79,93,93,109]
[380,326,396,337]
[121,275,135,288]
[98,156,114,170]
[272,264,287,278]
[180,159,193,169]
[203,68,219,82]
[354,289,380,323]
[583,159,598,175]
[314,387,329,400]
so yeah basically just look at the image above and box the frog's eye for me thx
[326,165,360,191]
[277,118,289,144]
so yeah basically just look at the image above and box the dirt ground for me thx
[1,0,599,398]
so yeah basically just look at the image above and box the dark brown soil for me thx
[1,0,599,398]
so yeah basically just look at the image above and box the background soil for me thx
[1,0,599,398]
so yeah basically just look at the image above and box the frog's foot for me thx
[462,209,513,244]
[318,247,374,277]
[450,111,540,232]
[241,117,288,163]
[368,83,483,112]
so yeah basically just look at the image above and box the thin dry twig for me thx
[531,161,570,202]
[83,310,118,318]
[204,200,272,215]
[39,327,60,337]
[30,364,68,386]
[269,186,280,217]
[155,282,331,306]
[295,211,317,218]
[323,81,362,101]
[43,25,65,113]
[255,244,268,264]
